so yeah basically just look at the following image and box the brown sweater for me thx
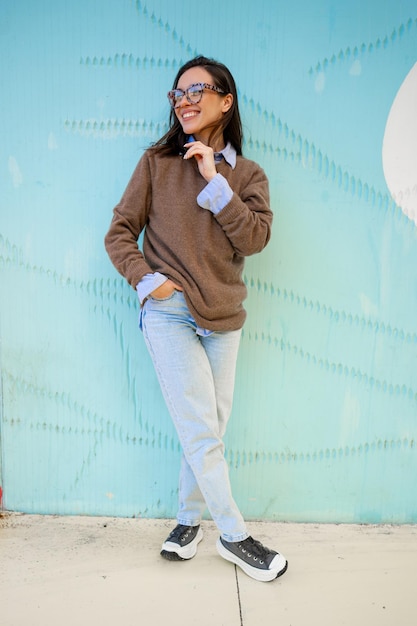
[104,149,273,330]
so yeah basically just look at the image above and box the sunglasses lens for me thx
[188,84,203,103]
[168,90,182,107]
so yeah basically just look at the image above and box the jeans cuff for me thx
[177,517,201,527]
[220,531,250,543]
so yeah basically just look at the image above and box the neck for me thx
[194,128,225,152]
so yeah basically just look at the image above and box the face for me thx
[174,67,233,146]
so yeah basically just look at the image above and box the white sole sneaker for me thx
[216,536,288,582]
[161,525,204,561]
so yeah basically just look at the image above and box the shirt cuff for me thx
[197,173,233,214]
[136,272,168,303]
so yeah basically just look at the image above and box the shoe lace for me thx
[239,537,272,563]
[168,524,194,543]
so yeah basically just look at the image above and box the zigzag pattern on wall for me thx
[226,436,416,469]
[309,16,417,75]
[79,54,184,69]
[242,329,417,403]
[132,0,198,56]
[244,274,417,346]
[63,118,168,139]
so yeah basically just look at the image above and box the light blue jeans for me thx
[141,290,249,542]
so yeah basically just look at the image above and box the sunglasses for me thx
[167,82,226,109]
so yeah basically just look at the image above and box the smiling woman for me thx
[104,55,287,582]
[154,55,243,159]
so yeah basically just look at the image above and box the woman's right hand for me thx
[150,279,183,299]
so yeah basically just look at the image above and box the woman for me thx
[105,55,287,582]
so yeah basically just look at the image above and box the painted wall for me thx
[1,0,416,523]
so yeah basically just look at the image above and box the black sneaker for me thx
[160,524,203,561]
[216,535,288,582]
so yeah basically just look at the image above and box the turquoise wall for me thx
[1,0,416,523]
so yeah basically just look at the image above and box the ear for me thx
[221,93,233,113]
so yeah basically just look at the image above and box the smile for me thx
[182,111,199,120]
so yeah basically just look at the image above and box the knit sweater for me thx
[104,148,273,331]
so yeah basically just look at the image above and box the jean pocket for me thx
[150,289,178,302]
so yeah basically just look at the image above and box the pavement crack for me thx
[234,565,244,626]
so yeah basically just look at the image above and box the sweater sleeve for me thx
[214,162,273,257]
[104,153,154,289]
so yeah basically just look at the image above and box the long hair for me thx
[152,56,243,156]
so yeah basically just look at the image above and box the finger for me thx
[183,142,212,154]
[185,148,213,161]
[184,144,205,155]
[184,149,207,161]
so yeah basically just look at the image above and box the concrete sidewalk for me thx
[0,513,415,626]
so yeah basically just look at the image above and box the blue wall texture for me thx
[1,0,416,523]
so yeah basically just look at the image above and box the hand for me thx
[151,279,183,299]
[183,141,217,182]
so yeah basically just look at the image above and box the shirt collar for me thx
[187,136,237,170]
[217,142,237,169]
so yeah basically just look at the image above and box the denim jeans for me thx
[141,290,249,542]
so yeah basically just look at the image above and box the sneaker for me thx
[160,524,203,561]
[216,535,288,582]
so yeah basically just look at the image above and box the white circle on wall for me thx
[382,62,417,224]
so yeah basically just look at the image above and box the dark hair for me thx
[152,55,243,156]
